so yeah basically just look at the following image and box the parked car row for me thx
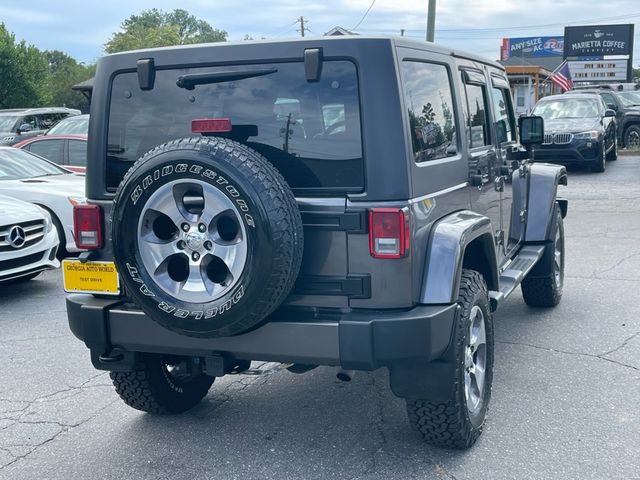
[0,147,85,282]
[0,107,81,146]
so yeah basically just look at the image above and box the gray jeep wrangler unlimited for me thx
[65,36,567,449]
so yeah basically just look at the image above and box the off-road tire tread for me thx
[110,357,214,414]
[112,136,303,337]
[406,270,491,449]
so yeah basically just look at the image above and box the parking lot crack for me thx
[593,251,640,277]
[498,340,639,372]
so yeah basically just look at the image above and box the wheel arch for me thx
[420,211,499,305]
[524,163,567,243]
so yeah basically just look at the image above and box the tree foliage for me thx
[105,9,227,53]
[0,23,49,109]
[44,50,95,109]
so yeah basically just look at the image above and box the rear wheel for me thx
[110,354,214,413]
[406,270,494,449]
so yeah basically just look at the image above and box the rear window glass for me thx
[107,61,363,193]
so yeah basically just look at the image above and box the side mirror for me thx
[17,123,32,134]
[518,115,544,146]
[604,109,616,117]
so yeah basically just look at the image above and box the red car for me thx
[14,134,87,174]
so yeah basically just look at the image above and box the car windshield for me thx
[533,98,600,119]
[0,115,20,132]
[0,148,67,180]
[47,115,89,135]
[617,92,640,107]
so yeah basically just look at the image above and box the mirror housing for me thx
[604,109,616,117]
[17,123,32,134]
[518,115,544,146]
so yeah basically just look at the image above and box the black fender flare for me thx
[420,210,499,304]
[524,163,567,243]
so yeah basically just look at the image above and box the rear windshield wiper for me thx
[176,68,278,90]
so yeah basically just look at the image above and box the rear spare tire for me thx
[112,137,303,338]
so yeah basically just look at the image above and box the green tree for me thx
[105,9,227,53]
[43,51,95,109]
[0,23,50,108]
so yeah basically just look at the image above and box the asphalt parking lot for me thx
[1,156,639,480]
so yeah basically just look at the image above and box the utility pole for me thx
[298,16,306,37]
[426,0,436,42]
[400,29,405,36]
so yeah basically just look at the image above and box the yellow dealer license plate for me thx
[62,260,120,295]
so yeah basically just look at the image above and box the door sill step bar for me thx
[490,245,545,310]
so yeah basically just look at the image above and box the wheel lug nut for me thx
[192,252,200,261]
[204,241,213,250]
[181,223,190,232]
[177,240,185,250]
[198,223,206,233]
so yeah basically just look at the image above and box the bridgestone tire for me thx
[110,354,214,413]
[112,137,303,338]
[406,269,494,449]
[521,204,564,307]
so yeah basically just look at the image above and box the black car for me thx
[532,93,617,172]
[0,107,81,146]
[565,89,640,149]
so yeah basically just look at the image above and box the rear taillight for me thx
[73,204,103,249]
[368,208,410,259]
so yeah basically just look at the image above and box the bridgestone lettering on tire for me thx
[112,137,303,338]
[406,269,494,449]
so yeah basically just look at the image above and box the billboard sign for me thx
[569,60,629,82]
[501,36,564,60]
[563,24,634,57]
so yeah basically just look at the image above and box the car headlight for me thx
[574,130,599,140]
[37,207,54,233]
[68,196,86,207]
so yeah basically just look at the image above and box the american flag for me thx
[549,62,573,92]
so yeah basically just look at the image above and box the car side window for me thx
[28,139,64,164]
[68,140,87,166]
[490,87,515,144]
[600,92,616,109]
[21,116,38,130]
[402,61,458,162]
[461,81,490,149]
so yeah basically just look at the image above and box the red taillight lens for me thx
[73,204,103,249]
[191,118,232,133]
[369,208,410,259]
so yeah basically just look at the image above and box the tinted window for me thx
[600,92,616,106]
[68,139,87,166]
[490,88,515,143]
[107,61,363,193]
[462,82,489,148]
[27,139,64,163]
[402,61,458,162]
[0,149,66,180]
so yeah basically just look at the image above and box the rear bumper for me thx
[66,294,458,371]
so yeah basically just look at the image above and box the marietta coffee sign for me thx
[563,24,634,57]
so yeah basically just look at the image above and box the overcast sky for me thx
[2,0,639,64]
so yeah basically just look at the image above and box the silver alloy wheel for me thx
[628,129,640,149]
[553,224,563,289]
[464,306,487,415]
[138,179,248,303]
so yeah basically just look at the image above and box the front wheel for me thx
[624,125,640,150]
[110,354,215,413]
[521,204,564,307]
[606,135,618,161]
[406,269,494,449]
[590,144,606,173]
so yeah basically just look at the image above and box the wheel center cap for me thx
[185,231,205,251]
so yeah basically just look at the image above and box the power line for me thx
[356,11,640,37]
[351,0,377,31]
[259,19,299,38]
